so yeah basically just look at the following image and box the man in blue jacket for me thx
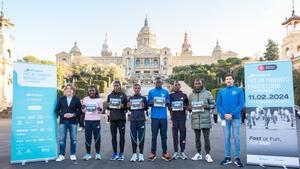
[147,77,172,161]
[216,74,244,167]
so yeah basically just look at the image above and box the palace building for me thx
[56,17,238,83]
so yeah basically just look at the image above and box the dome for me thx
[212,40,222,57]
[137,17,157,49]
[69,41,82,56]
[213,41,222,52]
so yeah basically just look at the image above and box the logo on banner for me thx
[257,64,277,71]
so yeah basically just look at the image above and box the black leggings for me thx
[213,114,218,124]
[130,121,145,154]
[78,114,85,127]
[110,120,126,153]
[85,120,101,154]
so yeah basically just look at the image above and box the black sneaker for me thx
[220,157,232,165]
[234,158,244,167]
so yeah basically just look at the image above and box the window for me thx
[165,51,167,55]
[136,59,140,66]
[144,71,150,74]
[164,58,168,66]
[297,45,300,52]
[154,59,159,65]
[144,58,150,66]
[127,51,130,55]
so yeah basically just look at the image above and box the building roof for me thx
[282,14,300,25]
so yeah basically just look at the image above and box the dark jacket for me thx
[128,94,148,121]
[107,91,127,121]
[55,96,82,124]
[169,90,189,121]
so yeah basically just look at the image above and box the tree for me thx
[262,39,279,61]
[23,55,55,65]
[293,70,300,106]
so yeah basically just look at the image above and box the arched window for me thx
[127,51,130,55]
[164,57,168,66]
[286,48,293,58]
[154,59,159,66]
[297,45,300,52]
[136,59,140,66]
[164,51,167,55]
[144,58,150,66]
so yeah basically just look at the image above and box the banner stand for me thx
[11,62,58,165]
[11,157,55,165]
[245,60,299,168]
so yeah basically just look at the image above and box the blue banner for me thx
[245,60,299,167]
[11,62,58,164]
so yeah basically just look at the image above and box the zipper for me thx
[198,92,200,129]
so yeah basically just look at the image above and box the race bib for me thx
[109,98,122,109]
[191,101,204,112]
[172,101,183,111]
[130,98,143,110]
[86,103,97,113]
[154,97,166,107]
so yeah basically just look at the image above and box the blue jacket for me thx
[216,85,244,119]
[148,87,170,119]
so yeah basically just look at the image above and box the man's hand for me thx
[64,113,74,119]
[224,114,232,120]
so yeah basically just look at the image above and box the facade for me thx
[0,9,14,110]
[281,9,300,69]
[56,17,238,83]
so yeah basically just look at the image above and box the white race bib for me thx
[191,101,204,112]
[154,97,166,107]
[109,98,122,109]
[172,101,183,111]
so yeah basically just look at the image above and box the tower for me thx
[0,2,14,110]
[281,0,300,59]
[101,33,112,56]
[180,32,192,56]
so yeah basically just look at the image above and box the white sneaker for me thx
[95,153,102,160]
[70,155,77,161]
[172,152,179,160]
[138,153,144,162]
[78,127,83,131]
[191,153,202,161]
[83,153,92,160]
[56,154,65,162]
[180,152,188,160]
[130,153,138,162]
[205,154,213,163]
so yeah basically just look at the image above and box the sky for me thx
[4,0,297,61]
